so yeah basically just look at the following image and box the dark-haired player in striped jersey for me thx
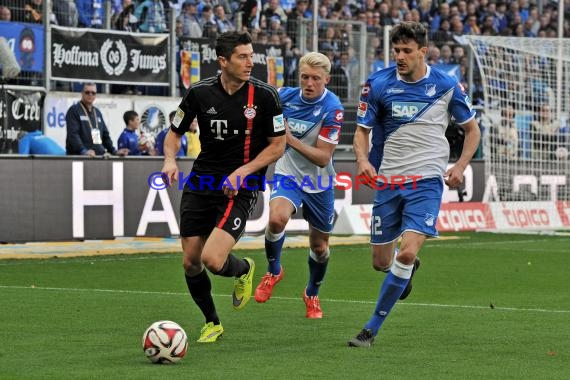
[161,31,285,343]
[349,22,480,347]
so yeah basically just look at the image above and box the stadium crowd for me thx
[1,0,569,158]
[3,0,569,96]
[3,0,568,39]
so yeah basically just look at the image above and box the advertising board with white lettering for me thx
[50,26,168,85]
[1,157,569,242]
[0,90,43,153]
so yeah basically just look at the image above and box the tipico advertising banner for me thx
[50,26,168,85]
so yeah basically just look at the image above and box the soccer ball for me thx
[142,320,188,364]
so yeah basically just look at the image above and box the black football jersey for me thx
[171,75,284,179]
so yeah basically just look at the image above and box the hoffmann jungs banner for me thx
[50,26,169,85]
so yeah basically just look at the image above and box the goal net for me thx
[465,36,570,203]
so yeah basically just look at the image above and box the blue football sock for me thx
[265,229,285,275]
[306,249,330,296]
[364,259,414,336]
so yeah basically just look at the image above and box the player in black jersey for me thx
[161,31,286,343]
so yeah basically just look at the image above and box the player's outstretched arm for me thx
[285,122,336,168]
[444,119,481,188]
[223,135,286,197]
[161,129,182,188]
[353,125,377,182]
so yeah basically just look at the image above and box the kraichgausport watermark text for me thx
[147,172,423,191]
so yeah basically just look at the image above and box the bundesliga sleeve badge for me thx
[273,114,285,132]
[357,101,368,118]
[334,110,344,122]
[172,108,184,128]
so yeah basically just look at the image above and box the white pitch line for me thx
[0,254,179,266]
[1,285,568,314]
[430,246,569,253]
[426,237,570,246]
[1,237,569,266]
[0,253,267,267]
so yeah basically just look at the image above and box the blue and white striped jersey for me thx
[275,87,344,193]
[357,65,475,181]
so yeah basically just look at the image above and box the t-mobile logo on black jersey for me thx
[210,119,234,140]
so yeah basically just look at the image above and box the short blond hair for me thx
[299,52,331,75]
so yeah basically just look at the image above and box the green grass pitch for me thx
[1,232,568,379]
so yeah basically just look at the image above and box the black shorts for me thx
[179,187,258,241]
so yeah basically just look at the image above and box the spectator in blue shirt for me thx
[135,0,167,32]
[75,0,103,28]
[430,2,450,32]
[117,110,155,156]
[213,4,235,34]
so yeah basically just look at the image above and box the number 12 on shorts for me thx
[372,216,382,236]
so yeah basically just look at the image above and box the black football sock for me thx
[185,269,220,325]
[212,254,249,277]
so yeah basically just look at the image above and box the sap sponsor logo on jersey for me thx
[287,117,312,134]
[273,113,285,132]
[391,102,427,119]
[357,101,368,118]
